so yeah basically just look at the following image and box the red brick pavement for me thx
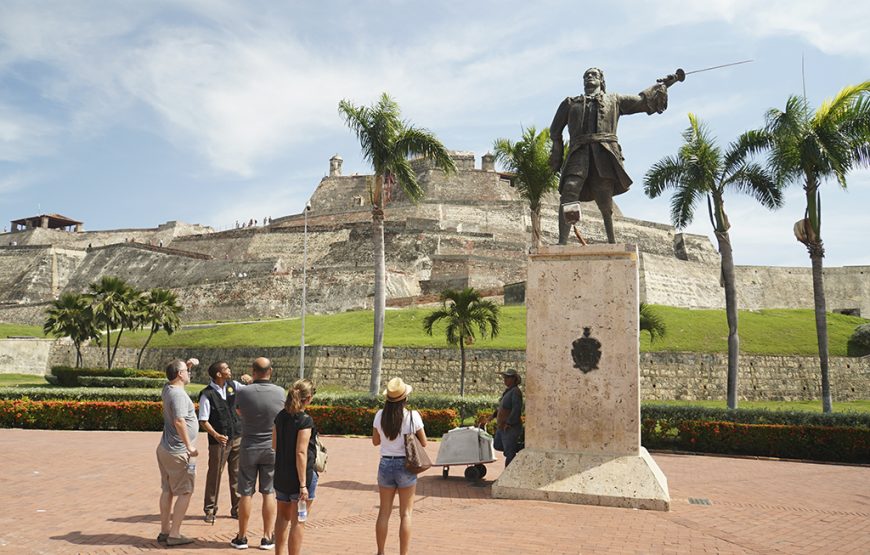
[1,429,868,554]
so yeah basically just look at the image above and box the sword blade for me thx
[685,59,753,75]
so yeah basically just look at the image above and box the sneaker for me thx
[260,536,274,550]
[231,535,249,550]
[204,513,216,524]
[166,535,195,546]
[157,533,168,544]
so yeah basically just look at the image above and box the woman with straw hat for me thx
[372,377,427,555]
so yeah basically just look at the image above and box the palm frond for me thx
[643,155,685,198]
[723,162,783,209]
[670,184,703,229]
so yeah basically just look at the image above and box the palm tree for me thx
[492,126,560,248]
[339,93,456,396]
[639,303,667,343]
[644,114,782,409]
[86,276,140,369]
[44,292,98,368]
[135,288,183,369]
[422,287,500,396]
[762,82,870,413]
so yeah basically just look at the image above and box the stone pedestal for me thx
[492,244,670,511]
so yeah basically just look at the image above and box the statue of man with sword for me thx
[550,61,750,244]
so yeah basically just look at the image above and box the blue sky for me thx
[1,0,868,267]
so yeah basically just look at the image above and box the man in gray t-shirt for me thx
[156,358,199,547]
[231,357,285,550]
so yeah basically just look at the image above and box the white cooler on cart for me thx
[434,426,497,481]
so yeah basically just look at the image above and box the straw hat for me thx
[383,377,413,402]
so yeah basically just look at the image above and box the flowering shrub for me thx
[308,406,457,437]
[0,400,458,437]
[670,420,869,463]
[0,400,164,431]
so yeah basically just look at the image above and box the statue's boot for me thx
[558,205,570,245]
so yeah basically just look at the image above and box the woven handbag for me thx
[314,435,328,473]
[403,411,431,474]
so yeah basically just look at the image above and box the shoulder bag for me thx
[403,410,432,474]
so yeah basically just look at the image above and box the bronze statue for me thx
[549,67,672,244]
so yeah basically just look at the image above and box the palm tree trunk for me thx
[105,324,112,369]
[369,209,386,397]
[74,341,83,368]
[137,327,156,369]
[530,208,542,249]
[110,328,124,369]
[808,240,832,413]
[459,334,466,397]
[715,231,739,409]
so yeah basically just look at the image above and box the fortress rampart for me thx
[1,151,868,325]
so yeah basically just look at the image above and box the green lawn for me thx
[648,399,870,413]
[640,307,866,356]
[111,305,866,356]
[0,323,46,338]
[0,373,50,387]
[118,306,529,350]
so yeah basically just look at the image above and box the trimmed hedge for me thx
[50,366,163,387]
[314,392,495,420]
[641,405,869,463]
[0,387,168,402]
[77,376,166,388]
[0,400,164,431]
[0,400,457,437]
[471,406,870,463]
[641,404,870,429]
[669,420,868,463]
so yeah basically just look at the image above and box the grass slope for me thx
[0,323,46,338]
[108,305,868,357]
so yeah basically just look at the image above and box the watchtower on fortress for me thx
[10,214,82,232]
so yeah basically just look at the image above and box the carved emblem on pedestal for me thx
[572,327,602,374]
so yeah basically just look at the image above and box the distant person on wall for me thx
[198,361,253,524]
[481,369,524,467]
[273,379,319,555]
[231,357,286,550]
[372,377,426,555]
[155,359,199,547]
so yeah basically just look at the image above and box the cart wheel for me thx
[464,465,481,482]
[442,466,449,479]
[475,464,487,478]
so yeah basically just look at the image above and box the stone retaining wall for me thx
[39,343,870,401]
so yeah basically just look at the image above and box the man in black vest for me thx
[198,361,252,524]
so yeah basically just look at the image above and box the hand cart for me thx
[434,426,497,481]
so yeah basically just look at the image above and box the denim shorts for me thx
[276,472,318,502]
[377,457,417,489]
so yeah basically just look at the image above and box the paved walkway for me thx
[1,429,867,554]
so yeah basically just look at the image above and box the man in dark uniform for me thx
[481,369,524,467]
[198,361,251,524]
[550,67,670,244]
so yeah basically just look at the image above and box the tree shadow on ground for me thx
[49,531,228,550]
[318,476,493,499]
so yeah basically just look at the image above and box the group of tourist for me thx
[235,217,272,229]
[156,357,523,554]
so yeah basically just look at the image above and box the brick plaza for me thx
[0,429,867,554]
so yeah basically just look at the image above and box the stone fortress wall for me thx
[29,341,867,401]
[1,151,868,325]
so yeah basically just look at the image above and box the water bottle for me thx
[297,499,307,522]
[186,459,196,474]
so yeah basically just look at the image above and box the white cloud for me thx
[0,103,59,161]
[620,0,870,57]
